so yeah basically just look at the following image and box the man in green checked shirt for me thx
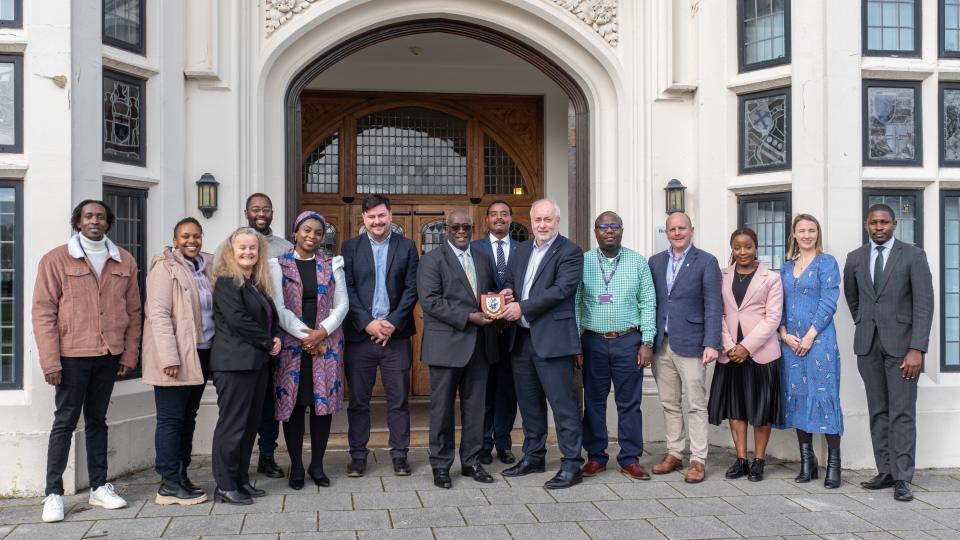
[575,211,657,480]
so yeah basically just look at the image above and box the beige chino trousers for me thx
[652,337,709,463]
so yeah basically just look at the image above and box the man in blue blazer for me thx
[647,212,722,483]
[470,200,520,465]
[496,199,585,489]
[341,194,420,478]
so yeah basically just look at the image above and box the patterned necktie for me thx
[461,252,477,297]
[874,245,885,293]
[495,240,506,279]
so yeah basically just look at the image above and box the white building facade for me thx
[3,0,960,496]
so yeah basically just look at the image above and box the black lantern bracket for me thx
[664,178,686,214]
[197,172,219,219]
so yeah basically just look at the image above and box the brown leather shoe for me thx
[581,460,607,477]
[652,454,683,475]
[684,460,705,483]
[620,463,651,480]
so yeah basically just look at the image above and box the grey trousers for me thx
[857,338,919,483]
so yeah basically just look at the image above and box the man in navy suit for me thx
[341,194,419,478]
[647,212,722,483]
[496,199,585,489]
[470,200,519,465]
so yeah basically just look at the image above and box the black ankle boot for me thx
[156,479,207,505]
[725,458,750,479]
[824,447,841,489]
[178,462,203,495]
[794,443,819,483]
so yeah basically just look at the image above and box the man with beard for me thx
[470,200,519,465]
[418,209,499,488]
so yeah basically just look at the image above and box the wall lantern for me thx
[197,172,219,218]
[664,178,686,214]
[513,186,525,196]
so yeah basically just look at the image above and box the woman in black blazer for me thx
[210,227,282,505]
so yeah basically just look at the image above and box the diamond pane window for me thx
[320,223,336,258]
[304,131,339,193]
[739,0,790,71]
[356,107,467,195]
[739,88,790,173]
[104,0,145,54]
[943,192,960,371]
[864,189,922,247]
[103,70,146,166]
[484,135,530,195]
[738,193,790,270]
[864,0,920,55]
[0,182,20,389]
[863,81,921,166]
[942,84,960,165]
[509,222,529,243]
[421,220,446,255]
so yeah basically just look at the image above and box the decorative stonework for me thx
[550,0,619,47]
[265,0,320,35]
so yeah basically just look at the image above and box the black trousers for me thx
[211,364,268,491]
[482,336,517,452]
[858,337,919,482]
[153,349,210,482]
[428,340,490,470]
[282,405,333,476]
[46,355,120,496]
[256,365,280,458]
[345,337,411,460]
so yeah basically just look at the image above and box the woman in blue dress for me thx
[778,214,844,489]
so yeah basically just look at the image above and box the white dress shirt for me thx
[519,233,559,327]
[869,236,896,286]
[488,233,511,266]
[447,241,478,298]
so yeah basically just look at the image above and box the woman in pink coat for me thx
[708,227,784,482]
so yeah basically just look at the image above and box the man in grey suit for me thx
[418,209,499,489]
[843,203,933,502]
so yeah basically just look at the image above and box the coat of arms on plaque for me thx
[481,292,506,317]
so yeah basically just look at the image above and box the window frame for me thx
[861,188,924,247]
[738,86,792,175]
[0,0,22,29]
[862,0,922,57]
[102,68,147,167]
[102,0,146,55]
[940,81,960,166]
[862,79,923,167]
[0,180,21,389]
[737,0,792,73]
[940,0,960,58]
[941,189,960,372]
[736,191,792,270]
[0,54,23,154]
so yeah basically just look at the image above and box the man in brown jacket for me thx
[32,200,142,522]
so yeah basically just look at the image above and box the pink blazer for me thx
[719,261,784,364]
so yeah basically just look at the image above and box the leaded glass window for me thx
[484,135,530,195]
[104,185,147,380]
[509,222,529,243]
[0,181,20,389]
[738,193,790,270]
[739,0,790,71]
[304,131,339,193]
[863,81,921,166]
[942,192,960,371]
[356,107,467,195]
[0,55,21,153]
[358,222,405,238]
[104,0,145,54]
[0,0,21,28]
[863,189,922,247]
[421,220,446,255]
[320,223,336,258]
[739,88,790,173]
[864,0,920,56]
[944,0,960,55]
[103,70,146,166]
[942,84,960,165]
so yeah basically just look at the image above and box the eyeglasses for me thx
[596,223,622,231]
[446,224,473,232]
[249,207,273,214]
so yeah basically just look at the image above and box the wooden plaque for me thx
[481,292,506,317]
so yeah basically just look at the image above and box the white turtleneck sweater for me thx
[79,234,109,278]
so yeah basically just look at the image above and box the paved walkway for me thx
[2,443,960,539]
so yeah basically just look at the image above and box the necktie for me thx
[461,252,477,297]
[874,246,885,293]
[495,240,506,279]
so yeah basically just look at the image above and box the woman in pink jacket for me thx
[708,227,784,482]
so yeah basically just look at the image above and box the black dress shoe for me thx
[894,480,914,501]
[860,473,896,490]
[288,468,305,490]
[479,450,494,465]
[238,483,266,498]
[347,458,366,477]
[544,469,583,490]
[393,457,412,476]
[257,455,285,478]
[309,468,330,488]
[502,461,546,477]
[497,449,517,464]
[725,458,750,480]
[747,458,765,482]
[433,468,452,489]
[462,464,495,483]
[214,488,253,505]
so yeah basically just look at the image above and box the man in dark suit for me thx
[470,200,519,465]
[419,209,499,488]
[341,194,420,478]
[843,203,933,502]
[647,212,722,483]
[496,199,585,489]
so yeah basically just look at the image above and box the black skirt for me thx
[708,357,784,427]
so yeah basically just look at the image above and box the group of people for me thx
[31,192,933,524]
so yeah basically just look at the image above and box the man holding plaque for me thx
[575,211,656,480]
[496,199,585,489]
[417,209,499,488]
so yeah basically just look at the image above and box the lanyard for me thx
[597,249,620,292]
[668,253,684,287]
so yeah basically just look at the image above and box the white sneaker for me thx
[88,483,127,509]
[41,494,64,522]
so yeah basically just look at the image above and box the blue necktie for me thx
[496,240,506,281]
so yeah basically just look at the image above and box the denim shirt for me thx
[370,233,391,320]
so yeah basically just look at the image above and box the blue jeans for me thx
[257,364,279,458]
[153,349,210,482]
[581,331,644,467]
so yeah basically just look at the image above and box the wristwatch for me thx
[642,341,654,349]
